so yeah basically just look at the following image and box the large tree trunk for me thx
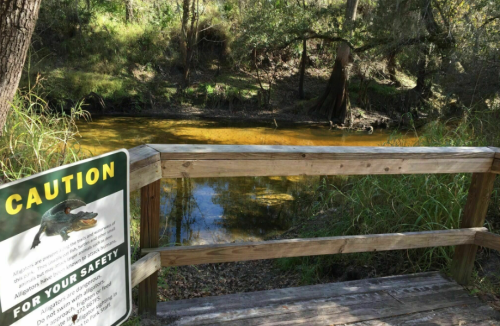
[298,39,307,99]
[309,44,350,122]
[309,0,358,124]
[0,0,42,135]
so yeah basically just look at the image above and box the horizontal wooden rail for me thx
[142,227,486,267]
[128,145,497,185]
[131,252,161,288]
[475,231,500,252]
[161,158,492,178]
[147,145,496,160]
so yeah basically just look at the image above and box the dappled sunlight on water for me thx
[78,117,418,246]
[76,117,418,154]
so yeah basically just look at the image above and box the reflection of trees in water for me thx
[159,178,199,246]
[159,176,321,246]
[171,178,199,246]
[207,176,316,238]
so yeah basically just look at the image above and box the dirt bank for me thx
[89,105,401,132]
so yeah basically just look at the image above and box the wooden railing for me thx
[128,144,500,316]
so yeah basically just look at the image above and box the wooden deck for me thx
[157,272,500,325]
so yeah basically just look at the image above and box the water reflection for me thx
[155,176,320,246]
[78,117,417,246]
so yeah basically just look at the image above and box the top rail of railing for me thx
[128,145,500,191]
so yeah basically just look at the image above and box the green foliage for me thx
[234,1,318,59]
[0,85,90,183]
[277,107,500,283]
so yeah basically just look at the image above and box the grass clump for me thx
[0,83,90,183]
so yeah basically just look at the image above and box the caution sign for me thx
[0,150,131,326]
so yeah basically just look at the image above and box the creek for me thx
[77,117,417,246]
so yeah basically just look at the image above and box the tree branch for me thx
[481,15,500,28]
[277,30,352,50]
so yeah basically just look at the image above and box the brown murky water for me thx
[77,117,418,246]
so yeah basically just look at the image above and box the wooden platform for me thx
[157,272,500,325]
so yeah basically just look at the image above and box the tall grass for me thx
[277,109,500,284]
[0,83,90,184]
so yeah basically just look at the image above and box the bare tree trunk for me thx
[181,0,199,88]
[387,50,401,87]
[74,0,86,50]
[298,39,307,99]
[0,0,42,135]
[125,0,134,22]
[181,0,191,88]
[309,0,358,124]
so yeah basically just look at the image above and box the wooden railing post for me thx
[139,179,161,316]
[452,173,497,285]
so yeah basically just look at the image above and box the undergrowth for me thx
[276,109,500,286]
[0,81,91,183]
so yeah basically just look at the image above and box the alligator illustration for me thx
[31,199,98,249]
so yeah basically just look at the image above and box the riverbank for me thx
[75,116,419,157]
[88,103,400,130]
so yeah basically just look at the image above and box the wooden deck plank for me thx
[158,272,498,326]
[340,303,500,325]
[147,145,496,160]
[160,158,493,178]
[144,228,485,267]
[158,272,447,318]
[174,289,476,325]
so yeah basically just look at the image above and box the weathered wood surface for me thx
[130,160,162,192]
[139,179,161,316]
[348,303,499,325]
[143,228,486,267]
[157,272,500,325]
[161,158,492,178]
[452,173,498,285]
[489,147,500,158]
[492,158,500,174]
[131,252,161,288]
[476,231,500,252]
[129,144,160,172]
[147,144,496,160]
[128,145,496,181]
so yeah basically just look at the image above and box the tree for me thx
[125,0,134,22]
[309,0,359,124]
[298,0,307,100]
[180,0,199,88]
[0,0,43,135]
[298,38,307,99]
